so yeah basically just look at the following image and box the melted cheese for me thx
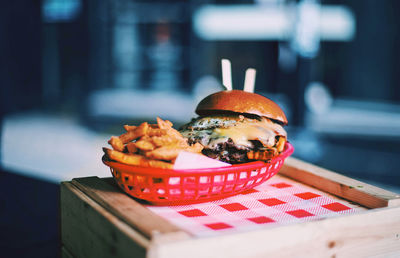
[209,118,286,148]
[180,116,287,150]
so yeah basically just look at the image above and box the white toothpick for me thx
[243,68,256,93]
[221,59,233,91]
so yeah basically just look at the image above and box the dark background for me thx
[1,0,400,257]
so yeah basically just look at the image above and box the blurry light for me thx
[305,82,333,114]
[193,5,290,41]
[255,0,285,4]
[291,0,321,58]
[193,4,354,42]
[320,6,355,41]
[42,0,82,22]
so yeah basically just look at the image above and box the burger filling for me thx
[179,115,287,163]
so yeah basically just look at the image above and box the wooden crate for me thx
[60,157,400,258]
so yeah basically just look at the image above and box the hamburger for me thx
[179,90,288,164]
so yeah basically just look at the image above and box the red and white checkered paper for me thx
[146,176,362,237]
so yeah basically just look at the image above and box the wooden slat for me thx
[279,157,400,208]
[148,206,400,258]
[71,176,189,239]
[61,182,148,258]
[273,174,367,210]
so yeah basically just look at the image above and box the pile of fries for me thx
[103,117,203,169]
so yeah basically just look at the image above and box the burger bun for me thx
[195,90,288,125]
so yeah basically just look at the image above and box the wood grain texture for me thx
[71,177,189,239]
[279,157,400,208]
[61,182,148,258]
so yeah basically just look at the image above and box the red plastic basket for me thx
[103,142,294,205]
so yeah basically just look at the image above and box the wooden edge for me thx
[70,176,191,240]
[61,182,149,255]
[279,157,400,208]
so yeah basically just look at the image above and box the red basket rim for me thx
[103,142,294,176]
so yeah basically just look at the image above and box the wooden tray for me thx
[60,157,400,258]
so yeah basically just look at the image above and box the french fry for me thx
[276,136,286,153]
[123,125,136,131]
[126,142,138,153]
[104,147,144,165]
[156,117,173,129]
[145,142,203,161]
[147,128,168,137]
[108,136,125,152]
[145,146,183,161]
[165,120,173,127]
[155,118,184,139]
[125,123,161,131]
[119,122,149,143]
[167,128,184,139]
[186,142,204,153]
[146,159,174,169]
[247,149,277,161]
[151,134,187,147]
[105,117,206,169]
[103,148,173,169]
[134,137,155,151]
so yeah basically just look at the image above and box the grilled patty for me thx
[180,115,286,163]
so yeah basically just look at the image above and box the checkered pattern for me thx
[146,176,360,237]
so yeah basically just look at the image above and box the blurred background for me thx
[1,0,400,256]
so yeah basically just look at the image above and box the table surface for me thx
[1,112,111,183]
